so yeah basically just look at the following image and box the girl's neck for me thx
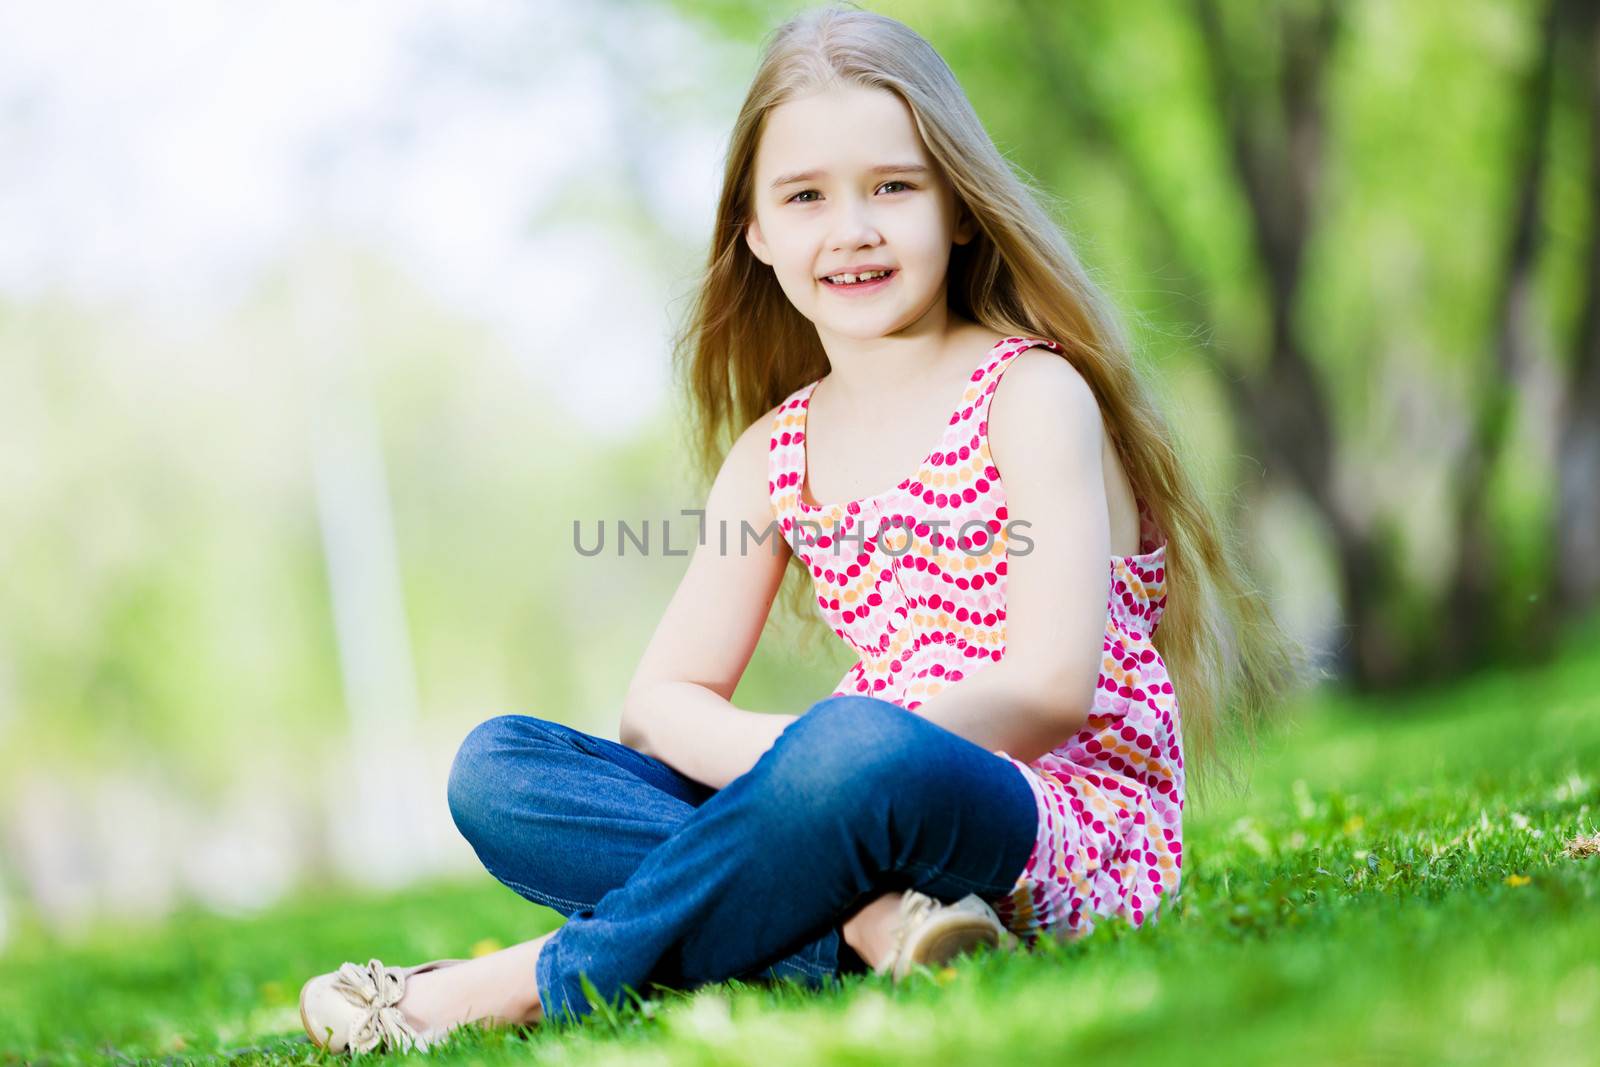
[813,314,992,415]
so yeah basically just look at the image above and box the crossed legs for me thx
[432,696,1037,1026]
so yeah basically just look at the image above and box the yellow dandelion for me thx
[1505,873,1531,887]
[471,937,504,957]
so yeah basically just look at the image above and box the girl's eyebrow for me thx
[769,162,929,189]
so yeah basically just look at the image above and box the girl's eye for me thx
[786,180,913,204]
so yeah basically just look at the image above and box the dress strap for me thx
[766,387,812,532]
[967,337,1066,442]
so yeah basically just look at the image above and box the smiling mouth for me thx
[820,269,897,287]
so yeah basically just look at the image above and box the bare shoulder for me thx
[988,347,1145,554]
[989,347,1104,457]
[998,345,1096,392]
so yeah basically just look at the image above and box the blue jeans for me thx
[446,694,1038,1024]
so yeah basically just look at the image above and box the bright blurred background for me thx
[1,0,1596,958]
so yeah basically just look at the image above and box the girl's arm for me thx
[624,683,796,791]
[619,404,798,791]
[912,351,1113,763]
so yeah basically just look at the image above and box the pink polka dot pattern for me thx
[767,336,1184,945]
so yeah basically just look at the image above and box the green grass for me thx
[4,623,1598,1066]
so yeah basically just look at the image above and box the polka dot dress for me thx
[766,336,1184,945]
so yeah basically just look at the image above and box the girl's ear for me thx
[745,217,772,265]
[953,202,978,246]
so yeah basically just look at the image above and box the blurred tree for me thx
[1549,0,1600,623]
[673,0,1598,689]
[1004,0,1596,687]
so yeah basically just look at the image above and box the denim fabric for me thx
[447,694,1038,1025]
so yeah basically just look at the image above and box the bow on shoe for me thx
[877,890,939,976]
[330,958,428,1053]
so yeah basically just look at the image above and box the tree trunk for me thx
[1551,0,1600,619]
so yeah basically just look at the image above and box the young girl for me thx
[299,4,1305,1053]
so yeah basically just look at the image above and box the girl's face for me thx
[744,83,977,341]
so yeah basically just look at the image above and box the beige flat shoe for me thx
[299,956,471,1054]
[873,891,1018,982]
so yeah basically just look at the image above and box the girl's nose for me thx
[829,199,883,250]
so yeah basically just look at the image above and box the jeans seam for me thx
[482,860,594,914]
[777,950,834,979]
[770,959,830,980]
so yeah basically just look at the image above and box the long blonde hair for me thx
[668,2,1316,805]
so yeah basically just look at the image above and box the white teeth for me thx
[825,270,892,285]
